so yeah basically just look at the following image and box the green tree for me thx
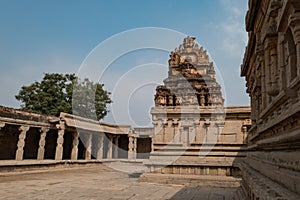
[15,73,112,120]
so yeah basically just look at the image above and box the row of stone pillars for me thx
[5,123,138,161]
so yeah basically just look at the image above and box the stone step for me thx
[139,173,241,188]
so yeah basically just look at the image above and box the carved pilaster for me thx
[37,127,49,160]
[55,121,65,160]
[71,131,79,160]
[15,126,30,160]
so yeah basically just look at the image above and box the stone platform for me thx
[0,164,238,199]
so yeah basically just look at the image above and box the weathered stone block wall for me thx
[237,0,300,199]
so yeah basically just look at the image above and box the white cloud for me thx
[219,0,248,57]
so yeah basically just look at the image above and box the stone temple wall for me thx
[235,0,300,199]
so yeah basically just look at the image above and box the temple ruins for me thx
[1,1,300,197]
[142,37,251,180]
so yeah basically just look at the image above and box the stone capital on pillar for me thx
[55,121,65,160]
[37,127,49,160]
[15,125,30,160]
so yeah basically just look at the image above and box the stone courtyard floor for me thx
[0,164,237,200]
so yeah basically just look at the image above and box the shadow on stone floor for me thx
[169,186,237,200]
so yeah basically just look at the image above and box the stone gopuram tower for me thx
[143,37,251,179]
[154,36,224,108]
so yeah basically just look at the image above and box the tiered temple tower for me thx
[154,36,224,108]
[142,37,251,179]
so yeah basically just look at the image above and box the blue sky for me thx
[0,0,249,126]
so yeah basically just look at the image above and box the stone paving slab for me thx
[0,165,237,200]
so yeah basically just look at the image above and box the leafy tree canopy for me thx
[15,73,112,120]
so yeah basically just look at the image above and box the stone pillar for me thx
[85,133,92,160]
[37,127,49,160]
[107,135,113,159]
[128,135,137,160]
[96,134,104,160]
[15,125,30,160]
[113,135,119,159]
[71,131,79,160]
[55,121,65,160]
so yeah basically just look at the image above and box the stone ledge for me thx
[0,159,103,174]
[139,173,241,188]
